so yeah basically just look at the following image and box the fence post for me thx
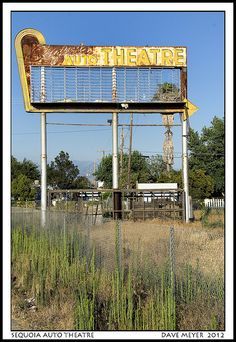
[66,192,68,212]
[93,204,98,225]
[115,220,122,275]
[169,226,176,328]
[169,227,175,290]
[86,223,90,273]
[63,213,66,236]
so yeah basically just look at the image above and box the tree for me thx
[11,156,40,201]
[11,156,21,181]
[11,156,40,181]
[94,151,150,189]
[157,168,214,200]
[47,151,80,189]
[188,169,214,199]
[12,174,36,201]
[93,155,113,188]
[75,176,92,189]
[152,82,180,102]
[126,150,150,188]
[189,116,224,196]
[146,155,167,182]
[158,169,182,186]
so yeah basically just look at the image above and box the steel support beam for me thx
[112,112,119,190]
[182,114,190,223]
[112,112,121,219]
[41,112,47,226]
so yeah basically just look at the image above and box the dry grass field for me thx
[88,216,224,277]
[11,209,224,331]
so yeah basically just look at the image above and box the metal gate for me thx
[47,188,184,222]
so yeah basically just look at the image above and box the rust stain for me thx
[22,44,97,90]
[180,68,187,100]
[21,36,40,94]
[29,45,95,66]
[24,45,187,67]
[20,42,187,97]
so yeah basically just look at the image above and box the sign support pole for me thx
[112,112,121,219]
[41,112,47,227]
[112,67,121,219]
[182,113,190,223]
[112,112,119,190]
[40,66,47,226]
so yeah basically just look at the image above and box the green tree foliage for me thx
[94,151,150,189]
[189,116,224,196]
[11,156,40,181]
[158,169,182,185]
[125,150,150,188]
[152,82,180,102]
[95,151,214,199]
[157,168,214,200]
[75,176,92,189]
[94,155,113,188]
[11,156,40,201]
[189,169,214,199]
[147,155,167,182]
[11,174,36,201]
[47,151,81,189]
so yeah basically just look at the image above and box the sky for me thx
[11,11,224,172]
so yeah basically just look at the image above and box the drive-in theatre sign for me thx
[61,46,186,67]
[15,29,189,113]
[15,28,197,223]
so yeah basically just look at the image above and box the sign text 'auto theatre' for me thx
[61,46,186,67]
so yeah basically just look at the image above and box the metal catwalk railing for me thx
[30,66,181,103]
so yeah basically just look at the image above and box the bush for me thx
[12,174,36,201]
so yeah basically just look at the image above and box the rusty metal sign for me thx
[15,28,188,113]
[25,45,187,68]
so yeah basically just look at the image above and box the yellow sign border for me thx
[15,28,46,112]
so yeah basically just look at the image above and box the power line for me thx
[97,149,111,158]
[47,123,109,126]
[13,128,111,135]
[47,122,181,127]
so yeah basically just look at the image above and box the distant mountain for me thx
[73,160,95,180]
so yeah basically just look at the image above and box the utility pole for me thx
[40,66,47,227]
[93,161,97,188]
[127,113,133,190]
[120,127,124,185]
[97,149,109,158]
